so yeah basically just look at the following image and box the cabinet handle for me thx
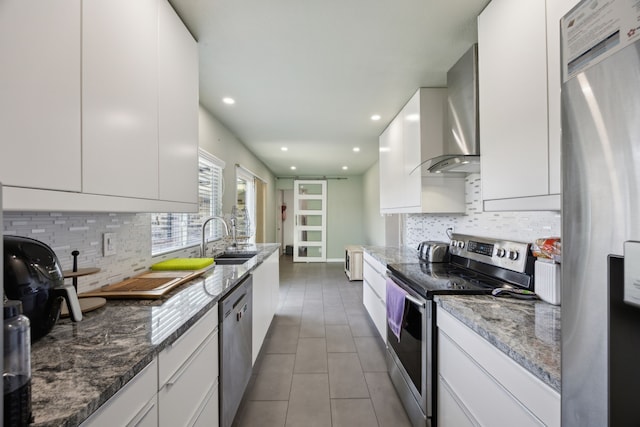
[166,329,217,386]
[126,397,156,427]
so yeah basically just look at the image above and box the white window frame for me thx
[151,149,225,256]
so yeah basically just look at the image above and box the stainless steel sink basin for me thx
[214,251,258,265]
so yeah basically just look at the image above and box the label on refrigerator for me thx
[623,241,640,308]
[561,0,640,82]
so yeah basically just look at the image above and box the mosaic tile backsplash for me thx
[404,174,561,249]
[2,212,229,294]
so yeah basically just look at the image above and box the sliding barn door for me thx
[293,180,326,262]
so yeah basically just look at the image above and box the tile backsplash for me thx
[404,174,561,249]
[2,212,228,293]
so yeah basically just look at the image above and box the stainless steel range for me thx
[386,233,534,427]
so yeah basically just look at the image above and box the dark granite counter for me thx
[361,246,561,392]
[30,244,280,427]
[436,295,561,392]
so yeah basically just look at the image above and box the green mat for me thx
[150,258,214,271]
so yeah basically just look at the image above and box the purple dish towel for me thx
[386,278,408,342]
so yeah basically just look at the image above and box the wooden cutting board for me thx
[79,268,210,299]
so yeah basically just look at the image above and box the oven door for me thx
[387,275,433,426]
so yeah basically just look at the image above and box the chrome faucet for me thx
[201,216,229,257]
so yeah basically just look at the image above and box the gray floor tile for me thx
[355,336,388,372]
[235,400,288,427]
[328,353,370,398]
[294,338,328,373]
[326,325,357,353]
[348,313,378,337]
[324,308,349,325]
[365,372,412,427]
[286,374,331,427]
[330,399,379,427]
[264,324,300,354]
[249,354,295,400]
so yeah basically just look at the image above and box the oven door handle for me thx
[405,293,426,308]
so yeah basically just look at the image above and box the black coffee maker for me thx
[3,236,82,341]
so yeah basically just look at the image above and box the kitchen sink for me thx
[214,251,258,265]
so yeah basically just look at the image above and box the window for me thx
[151,149,225,256]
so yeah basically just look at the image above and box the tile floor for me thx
[233,256,412,427]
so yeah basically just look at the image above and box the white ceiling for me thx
[169,0,490,177]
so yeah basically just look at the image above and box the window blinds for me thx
[151,150,225,256]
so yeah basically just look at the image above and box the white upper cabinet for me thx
[478,0,553,209]
[82,0,160,199]
[379,88,465,214]
[0,0,82,192]
[478,0,578,211]
[158,0,199,204]
[1,0,199,212]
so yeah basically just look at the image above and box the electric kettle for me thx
[3,236,82,341]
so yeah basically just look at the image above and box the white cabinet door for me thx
[252,250,280,364]
[362,253,387,343]
[82,0,159,199]
[158,0,199,204]
[379,117,404,212]
[478,0,550,201]
[402,91,422,209]
[0,0,81,192]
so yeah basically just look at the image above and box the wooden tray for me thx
[79,268,211,299]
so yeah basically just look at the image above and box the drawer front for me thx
[438,330,543,426]
[437,309,560,426]
[192,382,219,427]
[363,281,387,342]
[81,359,158,427]
[363,257,387,303]
[159,304,218,386]
[159,329,219,427]
[438,375,477,427]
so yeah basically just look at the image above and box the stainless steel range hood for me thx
[420,44,480,174]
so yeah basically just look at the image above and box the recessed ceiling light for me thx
[353,147,360,152]
[290,166,296,170]
[371,114,381,121]
[342,166,348,170]
[222,97,235,105]
[281,147,288,152]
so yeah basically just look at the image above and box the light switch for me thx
[103,232,117,256]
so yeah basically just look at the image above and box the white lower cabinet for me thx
[158,305,219,427]
[437,308,560,427]
[252,251,280,365]
[362,252,387,343]
[84,304,220,427]
[81,359,158,427]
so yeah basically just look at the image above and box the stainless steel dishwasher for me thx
[219,274,253,427]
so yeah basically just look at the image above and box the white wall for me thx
[198,105,277,242]
[362,161,386,246]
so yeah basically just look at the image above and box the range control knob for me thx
[457,241,465,249]
[508,250,519,260]
[450,240,457,248]
[496,248,506,258]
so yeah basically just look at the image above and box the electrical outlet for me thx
[103,233,117,256]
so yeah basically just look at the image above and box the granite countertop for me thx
[361,245,561,392]
[436,295,561,392]
[361,245,419,266]
[30,243,280,427]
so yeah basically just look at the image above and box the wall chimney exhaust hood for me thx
[418,44,480,174]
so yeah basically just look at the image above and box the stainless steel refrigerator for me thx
[561,1,640,425]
